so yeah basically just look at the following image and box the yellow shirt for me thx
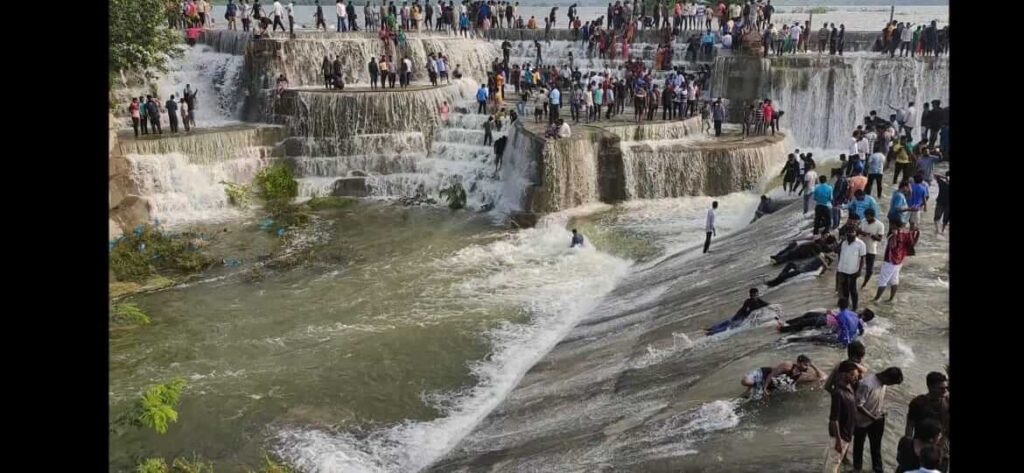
[893,144,910,164]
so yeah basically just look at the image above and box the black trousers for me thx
[767,263,801,287]
[273,15,286,31]
[893,162,910,184]
[838,272,859,309]
[149,117,162,134]
[814,204,831,233]
[863,253,876,283]
[853,416,885,473]
[131,117,140,137]
[703,232,712,253]
[714,120,722,136]
[549,104,560,124]
[866,173,883,198]
[168,114,179,133]
[478,100,487,114]
[140,115,148,134]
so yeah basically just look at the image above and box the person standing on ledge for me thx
[336,0,347,32]
[314,0,327,31]
[477,83,489,114]
[570,229,584,248]
[711,98,725,137]
[272,0,286,32]
[704,200,718,253]
[165,95,179,133]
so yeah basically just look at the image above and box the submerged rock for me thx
[510,211,539,229]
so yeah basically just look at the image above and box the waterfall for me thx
[156,45,247,127]
[289,101,509,209]
[124,152,270,227]
[117,126,285,164]
[712,55,949,149]
[266,79,479,138]
[246,34,502,89]
[620,135,792,199]
[494,123,543,215]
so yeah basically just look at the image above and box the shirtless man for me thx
[741,354,825,400]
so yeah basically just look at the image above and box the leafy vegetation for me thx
[117,378,187,435]
[247,452,295,473]
[109,0,183,84]
[110,225,214,282]
[221,181,253,209]
[137,458,169,473]
[135,451,294,473]
[254,164,299,202]
[438,183,467,210]
[110,302,152,326]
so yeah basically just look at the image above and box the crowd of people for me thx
[126,85,202,137]
[698,95,949,471]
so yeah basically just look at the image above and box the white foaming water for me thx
[644,400,743,458]
[156,45,245,127]
[273,211,631,472]
[125,152,269,227]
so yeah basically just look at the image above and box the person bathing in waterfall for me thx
[777,307,875,334]
[570,229,585,248]
[764,252,833,288]
[705,288,771,336]
[741,354,825,401]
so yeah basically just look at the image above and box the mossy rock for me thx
[306,196,358,210]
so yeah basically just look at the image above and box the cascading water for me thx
[124,152,269,227]
[156,45,247,127]
[711,55,949,149]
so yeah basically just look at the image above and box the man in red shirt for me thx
[872,221,920,303]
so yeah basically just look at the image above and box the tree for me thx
[109,0,182,83]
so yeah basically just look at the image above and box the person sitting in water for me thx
[705,288,770,336]
[770,232,837,264]
[778,307,875,333]
[570,228,584,248]
[785,297,865,347]
[751,195,774,222]
[741,354,825,400]
[765,253,833,287]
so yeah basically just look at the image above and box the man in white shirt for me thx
[557,118,571,138]
[704,200,718,254]
[837,227,867,310]
[336,0,348,32]
[273,0,287,31]
[856,209,885,289]
[802,167,818,214]
[853,367,904,473]
[902,101,917,140]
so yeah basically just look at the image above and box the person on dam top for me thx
[128,98,141,138]
[704,287,770,336]
[741,354,824,401]
[570,229,584,248]
[703,200,718,253]
[165,95,180,133]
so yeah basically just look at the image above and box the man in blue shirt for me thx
[907,174,929,230]
[548,86,561,125]
[866,147,885,198]
[888,181,911,229]
[476,83,489,114]
[812,175,833,234]
[846,189,880,220]
[833,297,865,346]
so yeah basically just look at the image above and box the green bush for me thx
[247,452,294,473]
[254,164,299,202]
[117,378,187,435]
[137,458,169,473]
[439,183,467,210]
[111,302,152,326]
[109,0,182,84]
[221,181,253,208]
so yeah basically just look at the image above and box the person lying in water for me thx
[741,354,825,400]
[777,307,875,333]
[765,253,833,287]
[751,195,774,223]
[770,232,838,264]
[705,288,770,336]
[783,297,865,347]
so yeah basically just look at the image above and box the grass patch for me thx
[110,302,151,326]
